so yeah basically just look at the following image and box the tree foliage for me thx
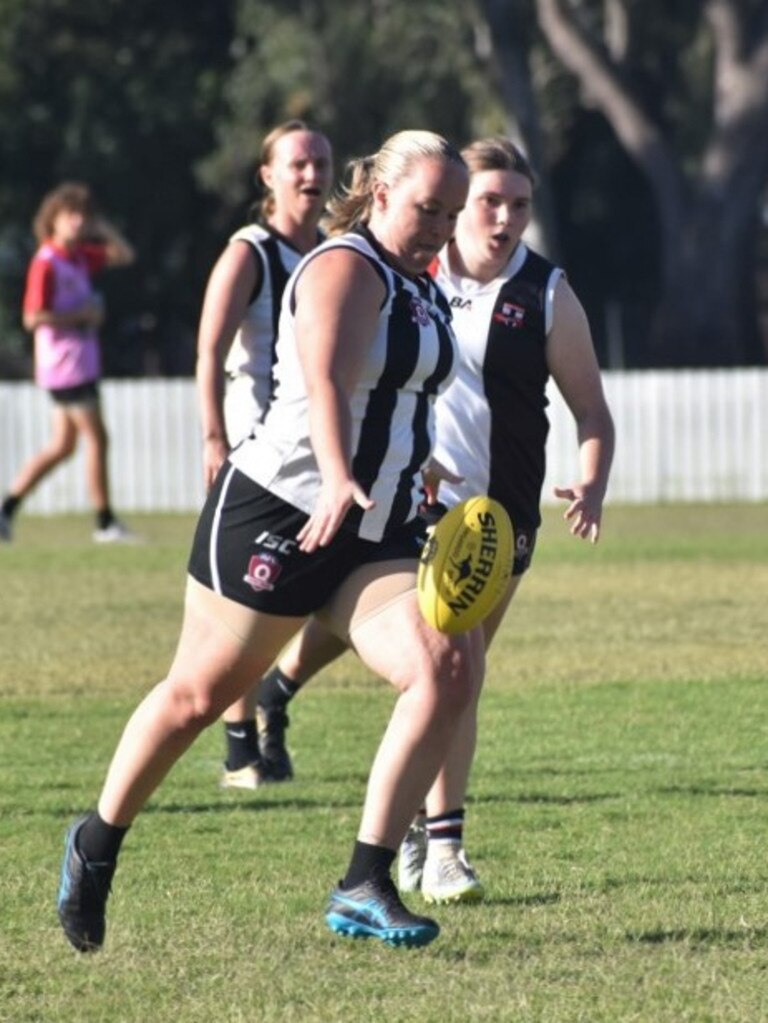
[198,0,505,208]
[532,0,768,364]
[0,0,765,374]
[0,0,234,375]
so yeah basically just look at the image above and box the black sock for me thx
[342,841,396,889]
[77,811,129,863]
[426,808,465,846]
[96,507,116,530]
[258,666,302,712]
[224,719,260,770]
[2,494,21,518]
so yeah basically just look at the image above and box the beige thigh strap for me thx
[185,575,266,645]
[316,559,417,643]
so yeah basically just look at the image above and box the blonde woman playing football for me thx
[251,136,615,904]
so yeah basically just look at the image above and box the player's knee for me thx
[398,638,479,715]
[165,679,223,732]
[51,436,77,461]
[441,642,480,714]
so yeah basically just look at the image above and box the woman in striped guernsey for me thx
[195,119,334,788]
[252,137,615,904]
[57,130,476,952]
[400,136,614,902]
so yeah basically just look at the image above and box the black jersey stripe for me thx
[484,250,553,528]
[259,236,292,423]
[352,277,423,493]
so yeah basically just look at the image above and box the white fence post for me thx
[1,370,767,513]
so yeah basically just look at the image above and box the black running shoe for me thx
[325,875,440,948]
[256,705,294,781]
[57,816,115,952]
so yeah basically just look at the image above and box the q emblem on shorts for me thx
[243,552,282,592]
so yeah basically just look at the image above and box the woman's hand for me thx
[81,295,105,329]
[421,457,464,505]
[202,436,229,492]
[297,478,374,553]
[553,483,604,543]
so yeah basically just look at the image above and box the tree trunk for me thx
[532,0,768,366]
[649,194,761,366]
[478,0,561,260]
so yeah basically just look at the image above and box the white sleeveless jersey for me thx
[223,224,304,428]
[432,243,563,529]
[230,228,457,542]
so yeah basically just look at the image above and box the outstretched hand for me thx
[297,479,374,553]
[421,457,464,506]
[553,485,604,544]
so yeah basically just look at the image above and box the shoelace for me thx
[434,854,475,884]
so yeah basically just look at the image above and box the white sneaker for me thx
[92,520,141,544]
[421,845,485,904]
[397,818,427,893]
[0,511,12,542]
[220,762,267,790]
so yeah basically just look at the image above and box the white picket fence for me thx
[1,369,767,514]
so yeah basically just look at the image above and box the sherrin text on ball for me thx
[417,496,514,634]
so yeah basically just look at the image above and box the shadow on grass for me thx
[42,795,363,819]
[626,926,768,947]
[473,790,620,807]
[490,891,562,908]
[144,796,362,814]
[657,784,768,799]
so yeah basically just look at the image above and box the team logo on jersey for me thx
[243,552,282,592]
[410,296,431,327]
[493,302,525,328]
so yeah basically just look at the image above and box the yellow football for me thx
[417,496,514,634]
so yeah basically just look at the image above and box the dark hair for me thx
[325,130,466,235]
[461,137,536,187]
[33,182,93,243]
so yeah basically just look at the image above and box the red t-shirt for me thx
[23,242,108,315]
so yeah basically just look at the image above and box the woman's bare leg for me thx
[98,580,305,825]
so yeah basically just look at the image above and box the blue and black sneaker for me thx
[57,816,115,952]
[325,875,439,948]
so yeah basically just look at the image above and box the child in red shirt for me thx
[0,182,136,542]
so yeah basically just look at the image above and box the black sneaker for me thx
[57,816,115,952]
[325,875,440,948]
[256,705,294,781]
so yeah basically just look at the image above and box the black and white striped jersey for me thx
[230,227,457,542]
[431,243,564,531]
[223,223,301,421]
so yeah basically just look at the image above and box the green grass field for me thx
[1,503,767,1023]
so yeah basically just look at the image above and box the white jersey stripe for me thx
[209,463,237,593]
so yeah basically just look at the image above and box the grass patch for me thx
[1,504,766,1022]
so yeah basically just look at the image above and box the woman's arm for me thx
[88,216,135,267]
[195,241,261,489]
[293,248,383,552]
[546,277,615,543]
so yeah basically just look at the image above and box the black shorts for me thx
[49,381,100,406]
[512,526,537,577]
[188,464,426,616]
